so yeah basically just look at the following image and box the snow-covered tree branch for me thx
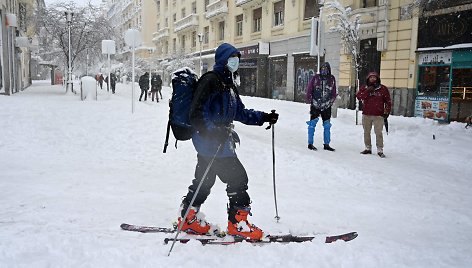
[324,0,361,72]
[34,1,117,76]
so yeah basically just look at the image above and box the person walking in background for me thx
[150,73,162,102]
[110,73,117,94]
[138,72,150,101]
[97,74,104,90]
[305,62,337,151]
[176,43,279,240]
[356,72,391,158]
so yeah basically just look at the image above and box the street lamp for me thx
[65,10,74,93]
[197,33,203,76]
[124,29,142,114]
[148,47,155,89]
[317,0,324,74]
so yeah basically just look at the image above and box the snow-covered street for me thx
[1,80,471,267]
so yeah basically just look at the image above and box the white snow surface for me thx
[1,80,472,267]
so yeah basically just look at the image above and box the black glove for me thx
[263,112,279,125]
[383,113,389,119]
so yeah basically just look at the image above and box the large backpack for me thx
[163,67,217,153]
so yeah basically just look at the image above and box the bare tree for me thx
[34,1,117,78]
[324,0,361,124]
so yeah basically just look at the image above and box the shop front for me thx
[293,53,317,103]
[268,55,287,99]
[237,43,269,98]
[416,8,472,122]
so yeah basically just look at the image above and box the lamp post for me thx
[148,47,155,89]
[197,33,203,76]
[317,1,324,74]
[124,29,142,114]
[65,11,74,93]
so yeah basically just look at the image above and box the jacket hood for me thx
[213,43,241,84]
[366,72,381,85]
[321,62,332,76]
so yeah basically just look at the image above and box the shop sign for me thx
[240,58,258,68]
[414,96,449,121]
[418,9,472,48]
[419,52,452,65]
[239,45,259,58]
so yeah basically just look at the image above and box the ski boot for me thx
[227,206,264,240]
[177,205,211,235]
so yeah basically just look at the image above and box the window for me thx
[173,38,176,52]
[253,8,262,32]
[218,21,225,40]
[363,0,378,8]
[173,13,176,22]
[192,2,197,13]
[204,26,209,44]
[204,0,209,11]
[192,31,197,47]
[181,35,186,51]
[157,1,160,12]
[418,66,450,97]
[273,1,284,26]
[304,0,319,19]
[165,17,168,27]
[157,23,160,30]
[182,8,186,18]
[236,14,243,36]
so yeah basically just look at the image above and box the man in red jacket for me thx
[356,72,391,158]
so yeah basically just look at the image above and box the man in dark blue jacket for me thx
[177,43,278,240]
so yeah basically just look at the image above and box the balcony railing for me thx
[174,14,199,33]
[153,27,170,42]
[206,0,228,20]
[235,0,254,7]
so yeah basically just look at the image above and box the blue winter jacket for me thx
[189,43,266,157]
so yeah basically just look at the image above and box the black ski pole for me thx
[168,142,223,256]
[266,110,280,222]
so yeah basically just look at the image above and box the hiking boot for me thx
[177,206,211,235]
[360,149,372,154]
[378,152,386,158]
[227,207,264,240]
[308,144,317,151]
[323,144,335,151]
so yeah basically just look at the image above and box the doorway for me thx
[450,68,472,122]
[359,38,381,84]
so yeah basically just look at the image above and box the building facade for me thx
[0,0,35,95]
[102,0,472,123]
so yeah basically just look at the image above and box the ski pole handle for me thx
[265,110,277,130]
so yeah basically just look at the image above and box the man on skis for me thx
[176,43,279,240]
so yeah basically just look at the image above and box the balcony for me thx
[206,0,228,20]
[235,0,254,7]
[153,27,170,43]
[174,14,199,33]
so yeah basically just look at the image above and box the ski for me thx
[120,223,357,245]
[325,231,358,243]
[120,223,175,233]
[164,232,357,245]
[120,223,225,237]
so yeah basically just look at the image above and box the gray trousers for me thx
[362,115,384,152]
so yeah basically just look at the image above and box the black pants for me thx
[182,155,250,219]
[310,106,332,122]
[139,88,148,100]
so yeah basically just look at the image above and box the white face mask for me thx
[226,57,240,73]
